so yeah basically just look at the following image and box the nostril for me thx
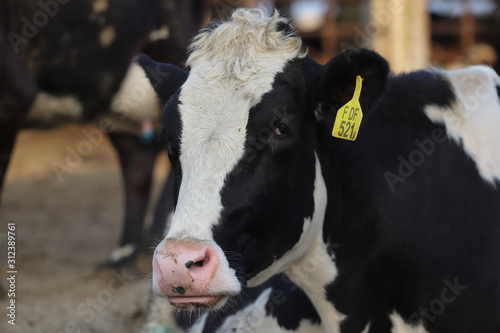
[185,258,207,269]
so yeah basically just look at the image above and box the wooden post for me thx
[320,0,338,64]
[371,0,430,72]
[460,0,475,59]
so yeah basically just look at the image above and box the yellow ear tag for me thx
[331,75,364,141]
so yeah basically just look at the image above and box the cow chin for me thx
[166,295,229,311]
[152,269,238,311]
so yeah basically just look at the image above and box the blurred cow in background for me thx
[0,0,209,269]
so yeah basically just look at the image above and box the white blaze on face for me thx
[165,9,305,242]
[425,66,500,185]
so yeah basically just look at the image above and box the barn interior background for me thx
[0,0,499,332]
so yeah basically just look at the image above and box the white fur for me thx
[159,9,305,295]
[425,66,500,185]
[214,288,276,332]
[27,92,83,123]
[361,323,371,333]
[215,288,325,333]
[390,312,429,333]
[285,234,345,333]
[110,61,160,124]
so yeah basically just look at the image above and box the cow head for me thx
[142,9,389,311]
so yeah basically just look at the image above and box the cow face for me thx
[147,9,389,311]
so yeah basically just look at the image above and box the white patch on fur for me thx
[216,288,274,332]
[108,243,136,263]
[285,234,345,333]
[159,9,305,294]
[27,92,83,123]
[106,61,161,132]
[425,66,500,185]
[149,25,170,42]
[283,159,343,332]
[390,312,429,333]
[215,288,325,333]
[361,322,371,333]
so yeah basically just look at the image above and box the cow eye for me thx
[274,122,290,136]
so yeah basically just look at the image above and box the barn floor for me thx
[0,125,170,333]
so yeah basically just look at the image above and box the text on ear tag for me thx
[332,75,363,141]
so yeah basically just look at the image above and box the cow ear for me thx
[136,54,188,105]
[316,49,389,116]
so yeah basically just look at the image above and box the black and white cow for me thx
[146,9,500,333]
[0,0,208,267]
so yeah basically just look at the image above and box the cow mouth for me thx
[168,295,226,310]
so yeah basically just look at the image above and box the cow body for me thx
[315,65,500,332]
[145,9,500,333]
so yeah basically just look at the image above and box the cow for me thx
[0,0,208,268]
[129,101,322,332]
[144,8,500,333]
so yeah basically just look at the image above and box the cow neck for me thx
[283,119,382,332]
[283,150,347,333]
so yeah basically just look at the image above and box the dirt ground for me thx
[0,125,170,333]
